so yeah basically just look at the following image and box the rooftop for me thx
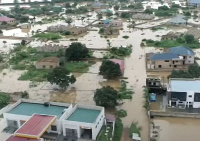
[189,0,200,4]
[150,53,179,61]
[67,108,100,123]
[168,14,186,24]
[6,135,40,141]
[169,79,200,92]
[169,46,195,56]
[0,16,15,22]
[8,102,67,118]
[15,114,56,139]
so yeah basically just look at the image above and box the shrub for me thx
[116,109,127,118]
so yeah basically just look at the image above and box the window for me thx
[169,65,171,67]
[50,65,53,69]
[165,60,169,62]
[42,65,46,68]
[176,61,179,62]
[158,65,162,68]
[189,56,191,58]
[194,93,200,102]
[174,65,177,68]
[188,95,192,98]
[51,125,57,131]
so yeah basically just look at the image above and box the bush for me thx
[122,35,129,39]
[116,109,127,118]
[0,93,10,109]
[0,55,3,63]
[129,122,141,138]
[21,91,29,98]
[33,32,62,40]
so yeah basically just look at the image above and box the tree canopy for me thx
[0,93,10,109]
[184,35,195,44]
[47,67,76,90]
[65,42,89,61]
[94,86,119,107]
[169,64,200,78]
[99,60,122,79]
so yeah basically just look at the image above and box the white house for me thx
[167,78,200,108]
[62,104,105,140]
[2,99,105,140]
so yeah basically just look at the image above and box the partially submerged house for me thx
[188,0,200,7]
[167,78,200,108]
[185,28,200,39]
[0,16,16,24]
[47,25,87,35]
[103,27,120,35]
[92,1,102,10]
[36,44,66,52]
[17,23,31,29]
[147,46,195,70]
[167,15,187,25]
[35,57,60,69]
[161,32,181,40]
[3,99,105,141]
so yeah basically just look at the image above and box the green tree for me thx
[94,86,119,107]
[144,9,153,14]
[47,67,76,90]
[0,30,3,35]
[0,93,10,109]
[65,42,89,61]
[0,55,3,63]
[184,35,195,43]
[99,60,122,79]
[184,11,191,16]
[158,5,169,11]
[114,5,119,10]
[66,17,73,25]
[97,13,103,20]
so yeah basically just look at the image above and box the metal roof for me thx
[6,135,40,141]
[170,79,200,92]
[189,0,200,4]
[15,114,56,139]
[150,53,179,61]
[169,46,195,56]
[168,15,186,24]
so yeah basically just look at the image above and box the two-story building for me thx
[147,46,195,70]
[167,78,200,108]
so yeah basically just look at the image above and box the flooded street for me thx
[152,117,200,141]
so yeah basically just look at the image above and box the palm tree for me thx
[66,17,73,25]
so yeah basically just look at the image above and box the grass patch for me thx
[65,61,95,73]
[97,125,113,141]
[18,69,49,82]
[33,32,62,41]
[113,118,123,141]
[118,80,134,100]
[143,87,150,111]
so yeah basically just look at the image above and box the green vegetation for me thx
[99,60,122,79]
[107,45,132,59]
[116,109,127,118]
[143,87,150,111]
[118,80,133,100]
[122,35,129,39]
[97,125,113,141]
[129,122,141,138]
[47,67,76,90]
[65,42,90,61]
[94,86,119,108]
[33,32,62,41]
[21,91,29,98]
[66,61,95,72]
[113,118,123,141]
[169,64,200,78]
[0,93,10,109]
[19,69,48,82]
[120,12,132,19]
[0,55,3,63]
[145,35,200,49]
[153,5,178,17]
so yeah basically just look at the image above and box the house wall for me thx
[111,21,122,27]
[35,61,59,69]
[185,55,194,64]
[152,60,184,69]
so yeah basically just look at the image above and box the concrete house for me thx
[2,99,105,141]
[103,27,120,35]
[132,13,155,20]
[161,32,180,40]
[0,16,16,25]
[167,78,200,108]
[148,46,195,70]
[17,23,31,29]
[35,57,60,69]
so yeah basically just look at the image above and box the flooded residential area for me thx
[1,0,200,141]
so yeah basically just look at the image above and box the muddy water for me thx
[152,117,200,141]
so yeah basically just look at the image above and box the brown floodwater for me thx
[152,117,200,141]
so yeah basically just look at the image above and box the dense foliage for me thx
[65,42,89,61]
[99,60,122,79]
[0,93,10,109]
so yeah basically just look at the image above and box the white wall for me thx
[185,55,194,64]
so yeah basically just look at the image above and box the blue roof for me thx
[150,53,179,61]
[150,93,156,102]
[92,2,102,7]
[169,46,195,56]
[170,79,200,92]
[168,15,186,24]
[189,0,200,4]
[103,19,111,24]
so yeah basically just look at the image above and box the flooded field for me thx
[152,117,200,141]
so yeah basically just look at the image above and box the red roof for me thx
[0,16,15,22]
[15,114,56,139]
[109,59,125,73]
[6,135,40,141]
[105,114,116,122]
